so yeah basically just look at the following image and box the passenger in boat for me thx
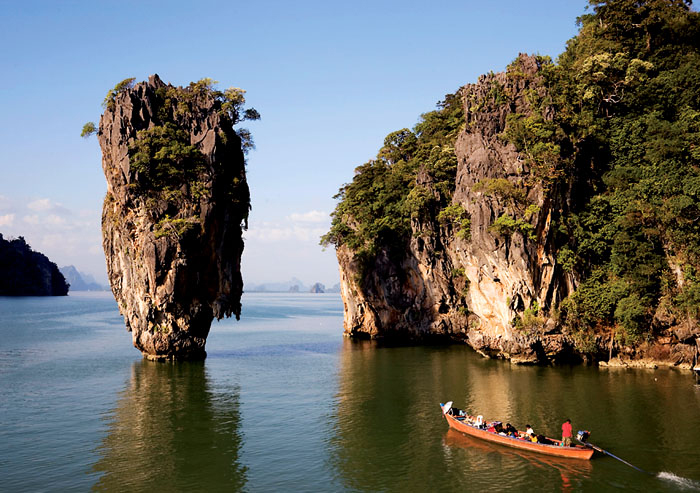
[525,424,535,437]
[537,434,554,445]
[561,419,573,447]
[494,422,504,434]
[505,423,518,436]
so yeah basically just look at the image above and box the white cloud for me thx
[27,198,53,211]
[46,214,66,226]
[0,213,14,226]
[0,196,106,283]
[246,210,330,244]
[26,198,71,217]
[23,214,40,225]
[288,210,328,223]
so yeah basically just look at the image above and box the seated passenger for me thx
[505,423,518,436]
[525,424,535,437]
[537,435,553,445]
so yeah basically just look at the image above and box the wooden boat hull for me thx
[443,411,594,460]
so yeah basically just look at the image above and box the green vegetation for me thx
[539,0,700,344]
[154,215,200,239]
[128,123,206,199]
[472,178,526,204]
[472,178,538,241]
[103,77,136,110]
[490,214,536,240]
[437,203,471,240]
[81,122,96,138]
[321,92,465,262]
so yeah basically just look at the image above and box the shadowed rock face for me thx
[99,75,249,360]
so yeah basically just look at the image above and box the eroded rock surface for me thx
[335,55,699,368]
[99,75,250,360]
[337,56,556,359]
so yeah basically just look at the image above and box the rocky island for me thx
[93,75,257,360]
[324,1,700,369]
[0,234,69,296]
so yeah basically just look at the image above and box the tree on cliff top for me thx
[83,76,259,235]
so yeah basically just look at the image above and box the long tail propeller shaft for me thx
[576,431,649,475]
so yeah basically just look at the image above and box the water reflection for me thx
[92,360,246,491]
[331,339,700,491]
[443,429,592,492]
[329,339,572,491]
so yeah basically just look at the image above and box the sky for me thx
[0,0,591,287]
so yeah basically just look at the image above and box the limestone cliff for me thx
[336,56,564,362]
[331,53,700,369]
[98,75,252,360]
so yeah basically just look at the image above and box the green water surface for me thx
[0,292,699,492]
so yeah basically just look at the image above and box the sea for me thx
[1,291,699,492]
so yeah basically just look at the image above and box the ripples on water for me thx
[1,292,700,491]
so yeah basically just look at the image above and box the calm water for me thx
[1,292,699,492]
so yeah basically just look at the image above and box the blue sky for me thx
[0,0,589,287]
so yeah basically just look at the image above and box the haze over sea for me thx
[1,292,699,491]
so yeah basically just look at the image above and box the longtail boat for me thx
[440,402,594,460]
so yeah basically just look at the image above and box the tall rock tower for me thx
[98,75,252,360]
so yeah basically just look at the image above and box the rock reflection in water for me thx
[330,339,502,491]
[92,360,246,491]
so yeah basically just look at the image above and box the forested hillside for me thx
[324,0,700,365]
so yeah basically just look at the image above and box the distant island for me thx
[245,278,340,293]
[0,233,69,296]
[59,265,106,291]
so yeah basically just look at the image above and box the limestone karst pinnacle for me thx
[98,75,252,360]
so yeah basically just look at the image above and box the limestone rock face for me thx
[99,75,250,360]
[337,55,571,362]
[336,55,700,368]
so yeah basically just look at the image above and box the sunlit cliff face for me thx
[336,56,569,363]
[99,75,250,360]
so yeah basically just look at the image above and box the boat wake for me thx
[657,472,700,491]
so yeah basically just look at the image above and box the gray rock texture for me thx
[98,75,249,360]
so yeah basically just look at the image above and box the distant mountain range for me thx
[59,265,107,291]
[246,278,340,293]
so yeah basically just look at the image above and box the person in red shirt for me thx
[562,419,573,446]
